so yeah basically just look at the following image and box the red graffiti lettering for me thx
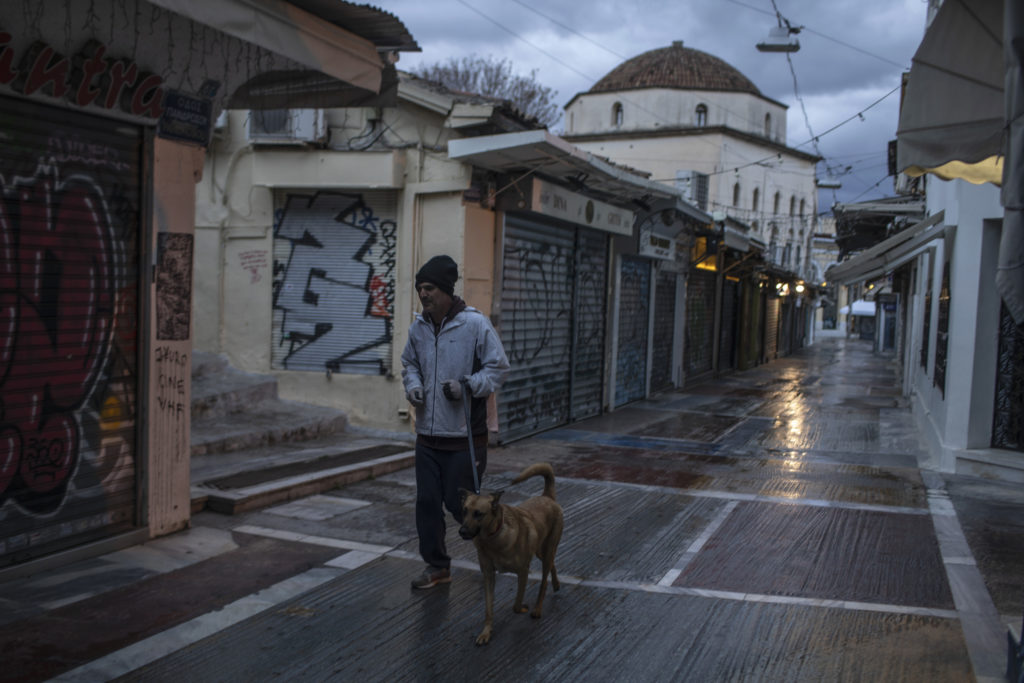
[0,167,115,511]
[369,274,391,318]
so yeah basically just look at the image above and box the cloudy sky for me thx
[382,0,929,210]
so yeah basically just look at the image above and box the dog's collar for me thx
[486,516,503,538]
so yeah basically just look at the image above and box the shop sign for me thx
[531,178,634,236]
[639,228,675,260]
[0,33,166,119]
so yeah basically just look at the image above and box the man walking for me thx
[401,255,509,589]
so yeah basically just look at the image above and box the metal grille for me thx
[719,280,739,372]
[650,269,677,392]
[765,297,780,361]
[271,190,397,375]
[498,217,575,441]
[685,269,716,377]
[0,96,142,566]
[992,303,1024,451]
[571,229,608,421]
[615,256,651,406]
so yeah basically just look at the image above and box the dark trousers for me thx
[415,442,487,569]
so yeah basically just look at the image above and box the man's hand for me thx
[406,387,424,406]
[442,379,462,401]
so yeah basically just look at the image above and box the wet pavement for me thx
[3,335,1023,682]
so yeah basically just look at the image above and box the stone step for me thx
[191,351,279,420]
[190,434,415,515]
[190,399,348,457]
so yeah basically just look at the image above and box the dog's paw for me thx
[513,604,529,614]
[530,607,543,619]
[475,628,492,646]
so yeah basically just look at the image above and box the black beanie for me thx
[415,255,458,297]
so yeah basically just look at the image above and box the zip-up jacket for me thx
[401,300,509,440]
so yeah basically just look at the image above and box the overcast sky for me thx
[382,0,929,210]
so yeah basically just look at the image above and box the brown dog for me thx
[459,462,564,645]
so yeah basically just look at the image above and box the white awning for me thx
[826,212,946,286]
[839,300,876,317]
[150,0,385,93]
[448,130,710,222]
[896,0,1003,185]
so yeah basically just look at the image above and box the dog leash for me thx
[459,376,481,494]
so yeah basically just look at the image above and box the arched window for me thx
[752,187,760,212]
[612,102,623,127]
[764,113,772,137]
[695,104,707,127]
[773,192,781,214]
[789,195,796,216]
[732,182,741,207]
[799,198,806,216]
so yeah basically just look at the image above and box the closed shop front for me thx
[615,256,651,406]
[0,97,143,566]
[498,215,608,441]
[779,300,793,356]
[765,296,780,361]
[271,190,398,376]
[650,268,678,392]
[685,268,716,379]
[719,279,739,372]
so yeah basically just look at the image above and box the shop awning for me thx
[150,0,418,105]
[896,0,1003,185]
[826,211,946,285]
[448,130,708,219]
[839,300,876,317]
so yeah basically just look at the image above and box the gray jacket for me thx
[401,304,509,438]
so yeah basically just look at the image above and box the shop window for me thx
[921,264,933,369]
[695,104,707,127]
[612,102,623,127]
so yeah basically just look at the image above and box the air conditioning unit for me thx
[248,109,326,144]
[675,170,709,211]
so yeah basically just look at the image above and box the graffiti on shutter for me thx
[498,218,574,441]
[271,191,397,375]
[1,96,141,565]
[615,256,650,406]
[571,229,607,420]
[685,269,715,377]
[650,269,677,392]
[992,303,1024,452]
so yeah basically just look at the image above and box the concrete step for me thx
[190,433,415,515]
[190,399,349,457]
[191,351,279,420]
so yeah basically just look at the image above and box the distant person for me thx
[401,255,509,589]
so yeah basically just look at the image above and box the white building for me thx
[564,41,820,280]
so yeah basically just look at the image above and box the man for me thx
[401,254,509,589]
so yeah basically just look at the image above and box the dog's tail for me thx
[512,462,556,500]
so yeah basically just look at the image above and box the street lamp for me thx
[756,25,800,53]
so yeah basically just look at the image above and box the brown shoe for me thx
[411,566,451,589]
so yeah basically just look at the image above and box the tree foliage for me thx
[412,55,560,128]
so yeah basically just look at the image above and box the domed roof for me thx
[589,41,761,96]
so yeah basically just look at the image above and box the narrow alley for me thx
[3,335,1020,682]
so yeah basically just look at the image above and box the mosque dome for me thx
[588,41,761,96]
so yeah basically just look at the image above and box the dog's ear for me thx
[459,488,471,505]
[491,490,503,510]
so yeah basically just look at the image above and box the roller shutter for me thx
[650,269,677,393]
[615,256,650,406]
[0,96,143,566]
[498,216,608,442]
[719,280,739,372]
[685,269,716,378]
[765,297,780,360]
[271,190,398,375]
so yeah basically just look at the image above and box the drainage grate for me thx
[200,444,411,490]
